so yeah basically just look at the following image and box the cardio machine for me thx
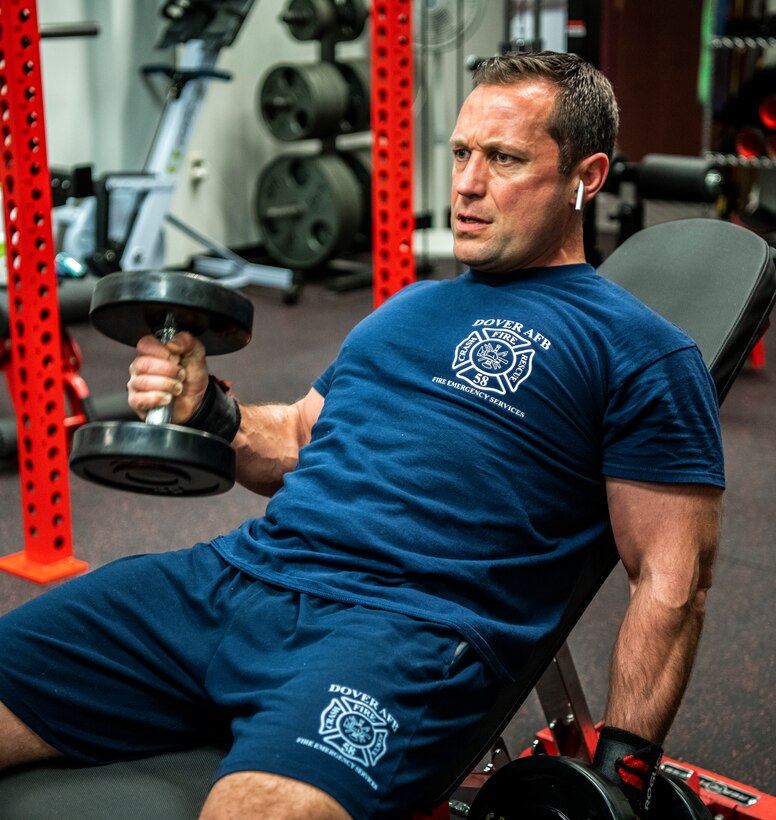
[54,0,293,295]
[0,217,774,818]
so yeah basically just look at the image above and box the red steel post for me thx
[370,0,416,309]
[0,0,88,582]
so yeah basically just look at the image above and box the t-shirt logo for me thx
[453,328,534,395]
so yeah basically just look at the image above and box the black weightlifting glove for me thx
[593,726,663,817]
[184,375,241,442]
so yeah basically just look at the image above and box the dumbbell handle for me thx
[146,314,177,426]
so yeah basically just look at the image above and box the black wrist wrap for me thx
[184,375,241,442]
[593,726,663,816]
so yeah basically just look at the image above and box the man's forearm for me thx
[233,401,311,497]
[603,584,707,744]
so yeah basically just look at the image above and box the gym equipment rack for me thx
[370,0,416,308]
[0,0,88,581]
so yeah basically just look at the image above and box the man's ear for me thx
[572,152,610,207]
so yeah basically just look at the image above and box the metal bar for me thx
[0,0,88,582]
[121,40,217,271]
[190,256,293,291]
[166,212,250,266]
[370,0,416,308]
[167,213,294,290]
[534,641,599,762]
[39,22,99,39]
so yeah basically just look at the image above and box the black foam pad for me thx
[598,218,776,401]
[0,277,97,338]
[0,746,225,820]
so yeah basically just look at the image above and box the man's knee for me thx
[200,771,352,820]
[0,701,61,770]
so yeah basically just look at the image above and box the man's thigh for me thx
[202,771,351,820]
[0,701,61,768]
[0,544,240,763]
[210,592,498,820]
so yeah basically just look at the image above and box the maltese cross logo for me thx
[453,327,534,395]
[319,696,390,767]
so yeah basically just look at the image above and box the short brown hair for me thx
[472,51,619,176]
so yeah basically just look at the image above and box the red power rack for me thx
[370,0,416,309]
[0,0,87,582]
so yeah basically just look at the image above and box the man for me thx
[0,52,723,819]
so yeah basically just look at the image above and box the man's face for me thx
[450,81,577,273]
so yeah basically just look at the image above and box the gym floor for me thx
[0,219,774,800]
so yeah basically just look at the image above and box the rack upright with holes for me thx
[0,0,88,581]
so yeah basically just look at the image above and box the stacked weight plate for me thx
[254,0,371,271]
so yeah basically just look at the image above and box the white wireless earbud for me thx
[575,180,585,211]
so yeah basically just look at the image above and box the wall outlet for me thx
[188,150,209,185]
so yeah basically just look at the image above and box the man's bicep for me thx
[296,386,325,445]
[605,478,723,599]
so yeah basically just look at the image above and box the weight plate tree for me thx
[255,0,371,273]
[69,270,253,496]
[255,153,363,270]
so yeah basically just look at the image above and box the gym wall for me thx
[601,0,706,161]
[39,0,170,181]
[38,0,370,270]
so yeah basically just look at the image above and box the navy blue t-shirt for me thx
[213,264,724,682]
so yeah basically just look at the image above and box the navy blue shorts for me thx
[0,544,498,818]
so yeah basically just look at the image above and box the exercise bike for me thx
[53,0,294,296]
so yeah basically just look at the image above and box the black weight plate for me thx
[280,0,335,41]
[339,147,371,244]
[89,270,253,354]
[650,771,712,818]
[336,58,370,133]
[280,0,367,42]
[256,154,362,270]
[468,756,637,820]
[69,421,235,497]
[332,0,368,41]
[259,62,348,142]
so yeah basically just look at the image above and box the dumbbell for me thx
[69,270,253,496]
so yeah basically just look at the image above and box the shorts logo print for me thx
[318,687,396,767]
